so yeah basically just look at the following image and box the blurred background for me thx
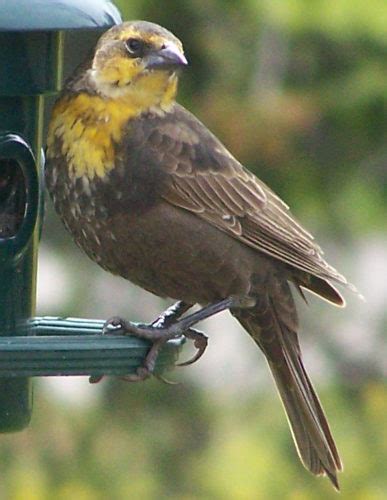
[1,0,386,498]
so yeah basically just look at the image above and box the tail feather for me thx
[277,312,342,472]
[294,273,345,307]
[232,281,342,490]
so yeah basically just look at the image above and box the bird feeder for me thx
[0,0,183,433]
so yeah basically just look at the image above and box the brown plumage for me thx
[45,21,355,489]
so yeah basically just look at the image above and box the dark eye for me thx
[125,38,144,57]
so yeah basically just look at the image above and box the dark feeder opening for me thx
[0,158,27,238]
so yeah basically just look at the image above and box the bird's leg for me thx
[151,300,193,328]
[91,297,242,383]
[115,297,238,379]
[89,301,192,384]
[151,301,209,369]
[119,326,207,382]
[110,296,237,340]
[104,299,214,381]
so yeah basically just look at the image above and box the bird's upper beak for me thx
[145,43,188,71]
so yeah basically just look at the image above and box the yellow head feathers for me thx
[47,22,188,181]
[89,21,187,103]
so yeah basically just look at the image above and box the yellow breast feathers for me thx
[47,73,177,180]
[46,93,134,180]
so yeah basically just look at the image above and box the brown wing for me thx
[130,103,350,289]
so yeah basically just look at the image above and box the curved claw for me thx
[102,316,128,335]
[155,373,180,385]
[177,328,208,367]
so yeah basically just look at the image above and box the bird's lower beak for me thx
[145,44,188,71]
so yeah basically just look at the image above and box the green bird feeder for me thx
[0,0,183,433]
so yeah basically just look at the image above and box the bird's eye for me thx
[125,38,144,57]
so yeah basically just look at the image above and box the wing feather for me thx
[132,104,351,288]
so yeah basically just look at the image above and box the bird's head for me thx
[84,21,187,110]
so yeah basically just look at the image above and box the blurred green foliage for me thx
[1,0,386,498]
[0,381,386,499]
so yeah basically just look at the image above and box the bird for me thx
[45,20,355,489]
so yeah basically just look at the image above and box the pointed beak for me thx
[145,43,188,71]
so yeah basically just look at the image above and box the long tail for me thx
[231,278,343,490]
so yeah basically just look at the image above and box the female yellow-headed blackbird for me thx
[46,21,355,488]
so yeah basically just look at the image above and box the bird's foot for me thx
[100,317,208,381]
[89,297,236,384]
[118,326,207,382]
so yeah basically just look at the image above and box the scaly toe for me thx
[120,365,152,382]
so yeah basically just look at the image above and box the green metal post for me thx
[0,32,49,430]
